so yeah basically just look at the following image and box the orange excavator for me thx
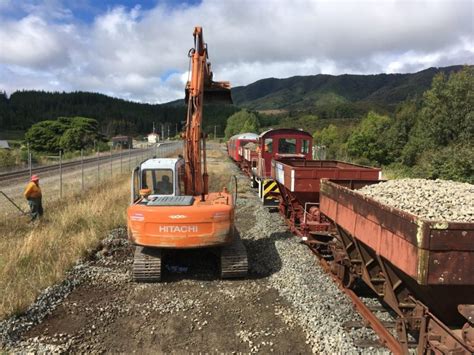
[127,27,247,281]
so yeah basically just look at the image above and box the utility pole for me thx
[175,122,178,136]
[161,123,165,140]
[167,124,170,140]
[214,125,217,140]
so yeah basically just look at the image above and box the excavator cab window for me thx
[131,166,140,203]
[177,164,186,195]
[142,169,174,195]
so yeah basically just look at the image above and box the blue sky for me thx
[0,0,472,103]
[1,1,202,23]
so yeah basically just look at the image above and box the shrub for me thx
[413,144,474,184]
[0,150,15,167]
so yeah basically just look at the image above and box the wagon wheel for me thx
[341,265,356,289]
[332,262,356,289]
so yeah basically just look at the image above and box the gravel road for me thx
[0,146,388,353]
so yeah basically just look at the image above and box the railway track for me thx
[0,142,181,184]
[307,243,404,353]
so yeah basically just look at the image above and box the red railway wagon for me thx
[241,142,258,178]
[320,179,474,354]
[271,159,381,237]
[227,133,259,167]
[254,128,313,206]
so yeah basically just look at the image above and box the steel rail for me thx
[307,244,404,354]
[0,148,148,180]
[0,142,181,182]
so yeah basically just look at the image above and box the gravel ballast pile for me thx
[359,178,474,222]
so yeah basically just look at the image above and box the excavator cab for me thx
[130,158,185,203]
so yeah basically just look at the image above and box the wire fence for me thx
[0,142,182,216]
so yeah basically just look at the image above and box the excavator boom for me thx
[184,26,232,197]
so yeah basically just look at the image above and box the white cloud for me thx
[0,0,472,102]
[0,15,73,68]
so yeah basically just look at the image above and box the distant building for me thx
[147,132,159,144]
[112,136,133,149]
[0,140,10,149]
[147,122,160,144]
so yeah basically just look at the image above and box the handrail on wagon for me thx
[303,202,320,224]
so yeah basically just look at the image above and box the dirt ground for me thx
[7,144,312,353]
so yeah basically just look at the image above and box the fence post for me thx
[110,147,113,177]
[27,143,32,178]
[59,150,63,199]
[120,146,123,173]
[97,146,100,185]
[81,149,84,192]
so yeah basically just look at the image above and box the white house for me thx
[147,132,159,144]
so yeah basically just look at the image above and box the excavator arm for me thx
[184,26,232,197]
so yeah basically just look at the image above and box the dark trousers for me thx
[28,197,43,221]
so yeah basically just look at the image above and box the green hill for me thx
[231,66,465,116]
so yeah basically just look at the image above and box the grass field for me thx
[0,177,130,319]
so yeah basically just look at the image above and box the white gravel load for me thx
[359,178,474,222]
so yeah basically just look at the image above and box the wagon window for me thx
[301,140,310,154]
[278,138,296,154]
[264,138,273,153]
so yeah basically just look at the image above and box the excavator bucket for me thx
[204,81,233,104]
[185,81,233,105]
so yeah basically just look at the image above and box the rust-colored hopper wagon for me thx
[319,180,474,354]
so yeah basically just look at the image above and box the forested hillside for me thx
[232,65,465,117]
[0,91,237,136]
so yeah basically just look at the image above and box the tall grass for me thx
[0,177,130,319]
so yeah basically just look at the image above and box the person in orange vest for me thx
[24,175,43,221]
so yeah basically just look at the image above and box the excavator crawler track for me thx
[220,235,248,279]
[133,246,162,282]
